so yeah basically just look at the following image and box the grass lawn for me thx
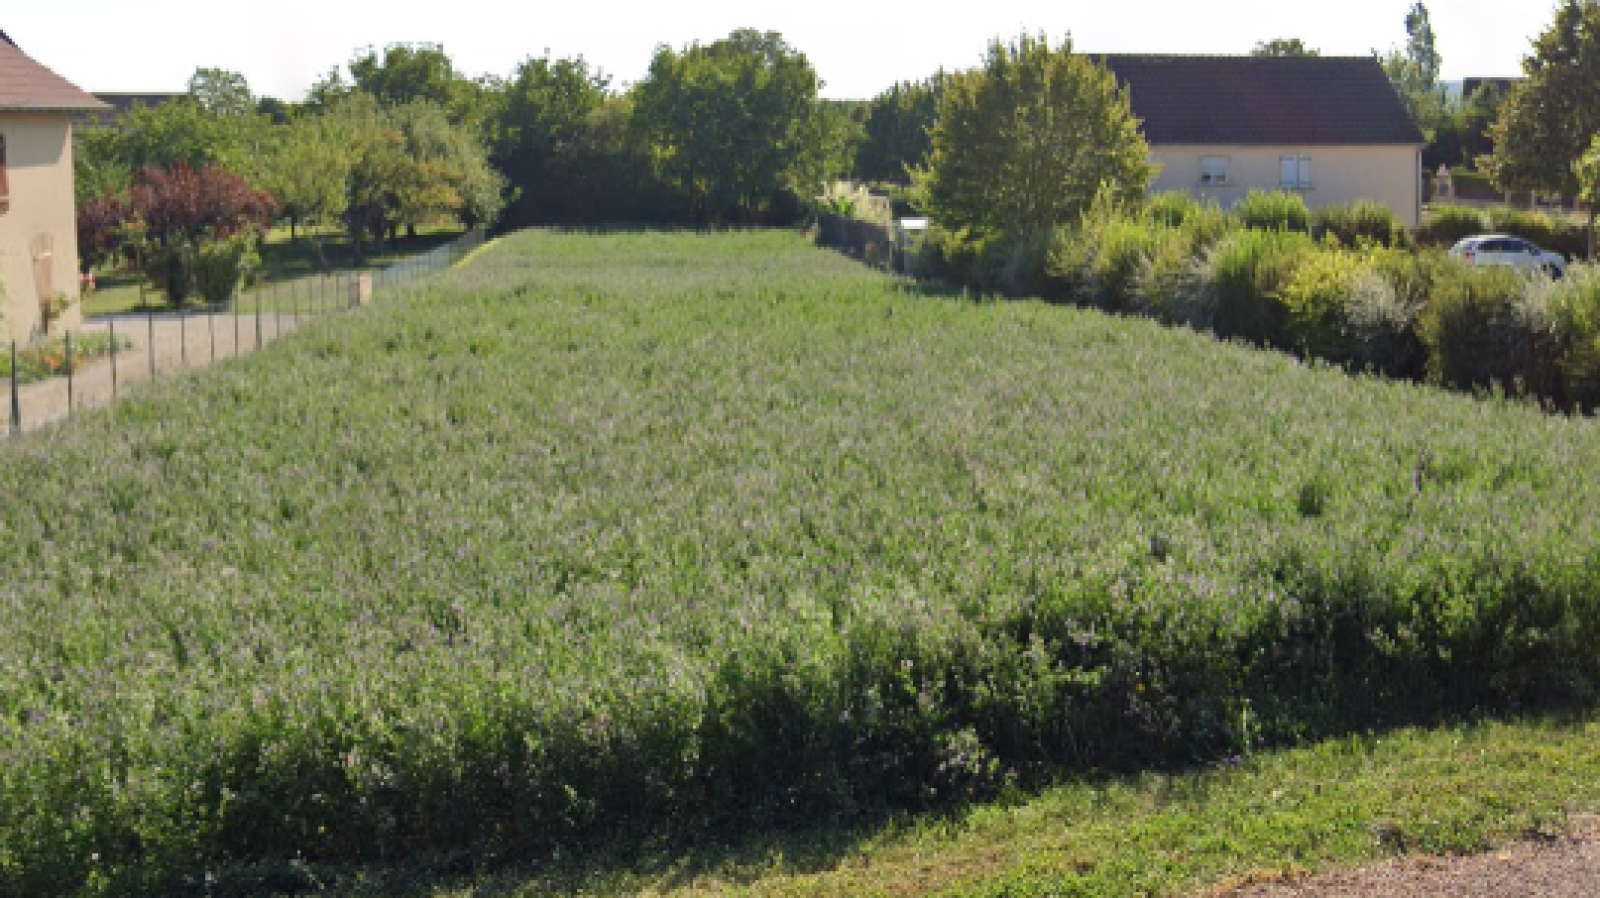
[334,715,1600,896]
[81,224,467,318]
[4,229,1600,895]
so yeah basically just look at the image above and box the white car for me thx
[1448,234,1567,278]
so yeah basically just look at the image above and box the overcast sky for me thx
[7,0,1558,101]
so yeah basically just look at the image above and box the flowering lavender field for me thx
[3,229,1599,894]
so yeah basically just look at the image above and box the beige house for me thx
[1099,55,1427,228]
[0,31,108,343]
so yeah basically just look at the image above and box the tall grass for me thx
[7,231,1600,893]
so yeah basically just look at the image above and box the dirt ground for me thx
[1216,816,1600,897]
[0,310,311,434]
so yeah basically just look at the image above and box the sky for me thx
[6,0,1560,102]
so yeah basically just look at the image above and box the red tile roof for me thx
[1098,55,1424,147]
[0,33,109,112]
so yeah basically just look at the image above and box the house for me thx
[1097,55,1426,228]
[0,30,109,342]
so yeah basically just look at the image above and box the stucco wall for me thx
[0,113,84,344]
[1148,144,1423,229]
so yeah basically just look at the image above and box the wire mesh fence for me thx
[2,227,487,437]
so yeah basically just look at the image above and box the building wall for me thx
[1148,144,1424,229]
[0,112,84,344]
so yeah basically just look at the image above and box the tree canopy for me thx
[914,33,1152,236]
[1485,0,1600,198]
[630,29,822,222]
[855,75,946,184]
[1380,3,1446,135]
[1252,38,1319,57]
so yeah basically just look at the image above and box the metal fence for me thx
[2,227,487,437]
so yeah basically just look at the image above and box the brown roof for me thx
[1098,55,1423,146]
[0,34,110,112]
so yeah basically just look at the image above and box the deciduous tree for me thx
[1485,0,1600,200]
[491,54,612,223]
[913,33,1152,236]
[122,163,278,304]
[1380,3,1446,134]
[1252,38,1319,57]
[855,75,945,183]
[630,29,821,222]
[1576,134,1600,257]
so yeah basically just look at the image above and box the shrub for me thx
[988,228,1064,299]
[142,240,197,305]
[1042,224,1096,303]
[194,233,260,306]
[1368,245,1452,311]
[1145,191,1202,228]
[1418,205,1485,246]
[1205,229,1317,347]
[1312,201,1406,249]
[1136,225,1213,327]
[1341,265,1424,377]
[1484,208,1558,251]
[1278,249,1370,361]
[1177,202,1240,253]
[918,225,990,289]
[1544,263,1600,409]
[1418,262,1562,399]
[1236,190,1311,233]
[1084,218,1159,312]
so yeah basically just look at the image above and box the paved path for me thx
[0,309,313,434]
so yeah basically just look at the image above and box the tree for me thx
[104,98,237,171]
[855,75,946,183]
[913,33,1152,236]
[1252,38,1320,57]
[1485,0,1600,200]
[324,94,408,264]
[1380,2,1446,134]
[630,29,822,222]
[121,163,278,304]
[1427,82,1508,169]
[324,93,502,262]
[1576,134,1600,257]
[188,68,255,117]
[491,54,613,223]
[794,99,865,190]
[73,123,131,207]
[349,43,467,115]
[254,113,354,269]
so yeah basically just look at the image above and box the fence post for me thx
[209,304,216,364]
[233,288,240,357]
[9,341,19,435]
[65,331,73,417]
[255,282,263,351]
[110,316,118,401]
[148,307,155,379]
[180,308,188,369]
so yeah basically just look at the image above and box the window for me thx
[1200,156,1230,185]
[0,134,9,214]
[1280,155,1312,191]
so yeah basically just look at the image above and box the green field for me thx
[4,230,1600,895]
